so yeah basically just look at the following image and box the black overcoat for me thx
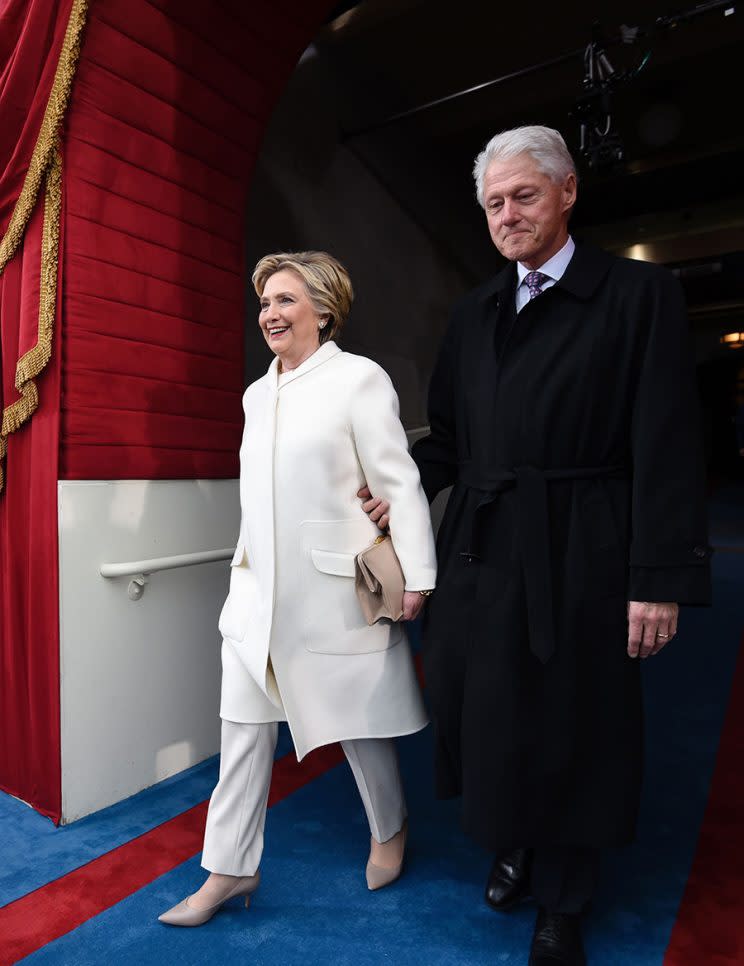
[412,242,711,851]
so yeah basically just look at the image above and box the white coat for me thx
[218,342,437,760]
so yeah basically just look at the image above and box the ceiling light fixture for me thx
[720,332,744,348]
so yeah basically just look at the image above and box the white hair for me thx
[473,125,576,208]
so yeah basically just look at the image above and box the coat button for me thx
[693,546,707,558]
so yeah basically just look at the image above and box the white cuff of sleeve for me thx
[404,570,437,593]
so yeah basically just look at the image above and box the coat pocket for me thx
[300,519,403,655]
[311,548,357,578]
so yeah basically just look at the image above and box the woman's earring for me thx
[318,320,327,330]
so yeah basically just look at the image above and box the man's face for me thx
[482,153,577,269]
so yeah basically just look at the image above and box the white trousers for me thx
[201,719,408,876]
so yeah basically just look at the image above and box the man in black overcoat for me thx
[360,125,710,965]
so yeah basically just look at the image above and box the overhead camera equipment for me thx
[575,1,737,172]
[345,0,737,162]
[572,24,646,172]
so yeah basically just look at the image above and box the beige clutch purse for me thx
[355,533,405,625]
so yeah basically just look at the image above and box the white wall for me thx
[57,479,239,823]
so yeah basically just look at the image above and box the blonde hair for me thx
[252,251,354,344]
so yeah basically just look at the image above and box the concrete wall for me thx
[243,47,472,428]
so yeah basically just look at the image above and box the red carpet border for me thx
[0,743,344,965]
[664,632,744,965]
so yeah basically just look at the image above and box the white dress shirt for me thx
[515,235,575,313]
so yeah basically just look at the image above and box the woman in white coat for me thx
[159,251,437,927]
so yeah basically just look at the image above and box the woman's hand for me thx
[402,591,425,622]
[357,486,427,621]
[357,485,390,531]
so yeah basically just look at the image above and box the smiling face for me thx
[258,269,325,370]
[482,153,577,269]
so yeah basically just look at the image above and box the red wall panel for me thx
[60,0,336,481]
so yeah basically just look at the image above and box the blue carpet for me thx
[3,541,742,964]
[0,728,295,908]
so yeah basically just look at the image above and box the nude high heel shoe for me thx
[366,821,407,891]
[158,871,260,927]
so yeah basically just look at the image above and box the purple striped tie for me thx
[525,271,550,300]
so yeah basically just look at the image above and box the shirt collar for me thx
[517,235,575,286]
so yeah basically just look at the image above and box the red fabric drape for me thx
[0,0,74,234]
[0,201,63,823]
[0,0,72,823]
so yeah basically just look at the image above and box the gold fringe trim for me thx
[15,151,62,389]
[0,0,89,494]
[0,154,61,492]
[0,0,88,274]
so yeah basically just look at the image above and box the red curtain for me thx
[1,0,335,823]
[0,197,63,823]
[0,0,75,232]
[0,0,73,822]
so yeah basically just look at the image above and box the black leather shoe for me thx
[484,848,532,911]
[529,907,586,966]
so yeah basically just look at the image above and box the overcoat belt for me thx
[457,461,626,663]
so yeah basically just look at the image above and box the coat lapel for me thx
[553,242,614,300]
[477,261,516,307]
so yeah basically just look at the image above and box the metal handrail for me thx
[406,424,430,443]
[101,426,430,599]
[100,548,234,579]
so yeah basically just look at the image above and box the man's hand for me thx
[357,485,390,531]
[627,601,679,659]
[402,591,425,622]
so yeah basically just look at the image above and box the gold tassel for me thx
[0,155,60,491]
[14,150,62,391]
[0,152,61,427]
[0,0,89,494]
[0,0,88,274]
